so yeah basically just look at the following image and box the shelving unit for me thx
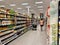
[14,13,28,36]
[0,7,31,45]
[0,7,16,45]
[26,16,32,30]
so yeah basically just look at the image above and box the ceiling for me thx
[0,0,51,15]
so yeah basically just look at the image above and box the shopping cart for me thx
[32,24,37,30]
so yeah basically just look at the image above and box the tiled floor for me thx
[8,25,48,45]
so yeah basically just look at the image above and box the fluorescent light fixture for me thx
[17,8,22,9]
[21,3,29,6]
[26,6,31,8]
[10,4,16,6]
[37,6,43,8]
[35,1,43,4]
[0,5,5,7]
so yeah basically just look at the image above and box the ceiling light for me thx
[17,8,22,9]
[10,4,16,6]
[26,6,31,8]
[37,6,43,8]
[35,1,43,4]
[21,3,29,6]
[0,5,5,7]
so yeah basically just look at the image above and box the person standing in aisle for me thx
[40,13,44,31]
[40,18,44,31]
[31,13,37,30]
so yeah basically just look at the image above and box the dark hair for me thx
[40,18,44,20]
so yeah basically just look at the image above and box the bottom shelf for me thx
[2,34,18,45]
[1,28,28,45]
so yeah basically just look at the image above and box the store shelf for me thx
[6,14,15,16]
[1,32,17,42]
[0,12,6,15]
[1,34,18,45]
[0,28,28,45]
[0,7,30,45]
[0,28,13,32]
[15,27,27,35]
[0,18,15,21]
[0,30,14,37]
[16,19,27,21]
[16,23,26,26]
[0,13,15,16]
[1,27,27,45]
[16,25,25,27]
[19,27,27,31]
[0,32,16,40]
[16,15,27,18]
[16,27,27,31]
[16,18,26,19]
[14,26,25,30]
[16,22,26,24]
[16,21,26,24]
[0,24,15,27]
[16,23,26,25]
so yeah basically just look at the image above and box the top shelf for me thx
[0,13,27,18]
[0,13,15,16]
[16,15,27,18]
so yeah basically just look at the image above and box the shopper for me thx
[40,18,44,31]
[31,13,37,30]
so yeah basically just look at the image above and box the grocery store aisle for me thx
[8,25,47,45]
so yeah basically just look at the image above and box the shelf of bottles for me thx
[0,7,29,45]
[14,13,28,36]
[26,16,32,29]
